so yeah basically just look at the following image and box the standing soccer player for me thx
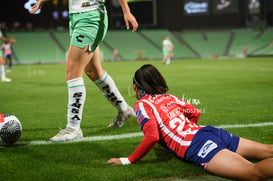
[162,36,174,65]
[0,30,12,82]
[107,64,273,181]
[2,38,16,72]
[30,0,138,142]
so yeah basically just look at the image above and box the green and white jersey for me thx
[162,39,172,51]
[69,0,105,14]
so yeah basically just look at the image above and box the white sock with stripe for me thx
[67,78,86,130]
[94,72,128,112]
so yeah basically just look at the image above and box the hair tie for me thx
[133,76,143,89]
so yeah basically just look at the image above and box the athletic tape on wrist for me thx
[120,157,131,165]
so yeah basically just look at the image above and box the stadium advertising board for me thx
[212,0,239,14]
[184,0,238,16]
[184,0,209,15]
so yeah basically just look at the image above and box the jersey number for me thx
[169,114,195,137]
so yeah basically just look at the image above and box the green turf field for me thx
[0,57,273,181]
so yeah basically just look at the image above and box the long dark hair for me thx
[133,64,168,95]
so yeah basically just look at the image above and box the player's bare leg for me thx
[0,56,11,82]
[85,47,135,128]
[236,138,273,160]
[206,138,273,181]
[50,45,93,142]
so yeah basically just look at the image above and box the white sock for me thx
[94,72,128,112]
[0,65,6,79]
[67,78,86,130]
[166,58,171,64]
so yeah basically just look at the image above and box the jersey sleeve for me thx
[128,118,159,163]
[128,101,160,163]
[134,101,154,130]
[183,102,201,124]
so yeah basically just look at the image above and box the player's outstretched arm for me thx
[119,0,138,32]
[107,119,159,166]
[30,0,50,14]
[0,36,9,42]
[0,36,16,43]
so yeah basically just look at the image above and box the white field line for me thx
[216,122,273,129]
[25,132,144,146]
[18,122,273,146]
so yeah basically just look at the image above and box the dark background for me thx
[156,0,273,29]
[0,0,272,31]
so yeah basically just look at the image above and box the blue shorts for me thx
[184,126,240,169]
[5,54,12,59]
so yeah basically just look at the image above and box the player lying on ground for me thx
[107,64,273,181]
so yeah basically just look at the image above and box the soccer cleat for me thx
[49,127,83,142]
[1,77,12,82]
[108,106,136,128]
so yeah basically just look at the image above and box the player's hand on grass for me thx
[107,157,131,165]
[107,158,122,165]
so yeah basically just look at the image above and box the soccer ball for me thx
[0,114,22,145]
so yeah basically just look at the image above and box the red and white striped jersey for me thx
[128,94,203,163]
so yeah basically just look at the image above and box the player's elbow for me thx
[196,109,201,117]
[148,135,159,143]
[193,109,201,123]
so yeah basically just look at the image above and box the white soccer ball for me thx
[0,114,22,145]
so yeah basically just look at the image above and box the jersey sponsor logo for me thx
[167,107,181,120]
[154,95,171,104]
[160,101,176,113]
[197,140,218,158]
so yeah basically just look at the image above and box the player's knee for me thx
[247,164,271,181]
[268,145,273,157]
[244,169,264,181]
[261,144,273,158]
[84,69,95,81]
[84,68,92,77]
